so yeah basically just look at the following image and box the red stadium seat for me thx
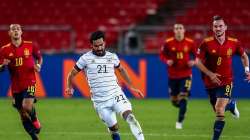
[0,0,164,52]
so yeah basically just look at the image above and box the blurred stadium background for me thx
[1,0,250,140]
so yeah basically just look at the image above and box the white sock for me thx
[126,114,144,140]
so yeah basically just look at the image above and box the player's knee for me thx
[215,107,225,117]
[109,124,119,132]
[180,92,188,97]
[171,100,179,107]
[215,106,225,112]
[22,103,33,112]
[19,109,29,120]
[122,110,132,120]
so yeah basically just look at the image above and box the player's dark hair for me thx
[90,31,105,43]
[213,15,224,21]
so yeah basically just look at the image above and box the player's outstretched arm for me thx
[241,52,250,82]
[195,58,221,85]
[66,67,80,96]
[116,64,144,98]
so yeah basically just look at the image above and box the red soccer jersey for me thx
[0,41,42,94]
[160,37,196,79]
[197,36,244,89]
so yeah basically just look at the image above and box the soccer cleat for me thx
[230,100,240,119]
[32,118,41,134]
[175,122,183,129]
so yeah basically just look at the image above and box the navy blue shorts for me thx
[168,76,192,97]
[206,84,233,99]
[12,85,36,110]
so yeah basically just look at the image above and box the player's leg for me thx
[12,92,38,140]
[176,76,191,129]
[212,86,231,140]
[23,85,41,133]
[224,84,239,118]
[207,89,217,111]
[113,94,144,140]
[95,101,120,140]
[22,99,40,139]
[212,98,229,140]
[122,110,144,140]
[225,99,239,118]
[109,123,120,140]
[168,79,180,107]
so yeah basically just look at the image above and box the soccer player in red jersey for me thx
[196,16,250,140]
[160,24,196,129]
[0,24,42,140]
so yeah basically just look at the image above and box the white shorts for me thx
[93,93,132,127]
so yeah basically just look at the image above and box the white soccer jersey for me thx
[76,51,123,102]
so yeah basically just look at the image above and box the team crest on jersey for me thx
[24,48,30,58]
[227,48,232,56]
[184,46,188,52]
[212,49,216,53]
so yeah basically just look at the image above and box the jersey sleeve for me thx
[197,42,207,60]
[113,53,120,68]
[159,43,169,63]
[235,41,244,56]
[0,47,7,70]
[32,43,42,64]
[75,55,87,70]
[0,48,4,65]
[191,42,197,59]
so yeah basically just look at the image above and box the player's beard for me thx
[93,49,105,56]
[215,31,225,37]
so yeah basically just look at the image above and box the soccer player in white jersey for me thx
[66,31,145,140]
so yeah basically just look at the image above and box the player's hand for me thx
[167,60,174,66]
[187,60,195,67]
[244,72,250,83]
[208,72,221,85]
[34,64,41,72]
[130,87,144,98]
[3,59,10,65]
[65,87,74,96]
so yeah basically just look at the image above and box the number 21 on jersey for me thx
[97,65,108,73]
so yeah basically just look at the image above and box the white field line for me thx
[0,131,249,139]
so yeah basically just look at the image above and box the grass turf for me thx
[0,98,250,140]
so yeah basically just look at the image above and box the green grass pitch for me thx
[0,98,250,140]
